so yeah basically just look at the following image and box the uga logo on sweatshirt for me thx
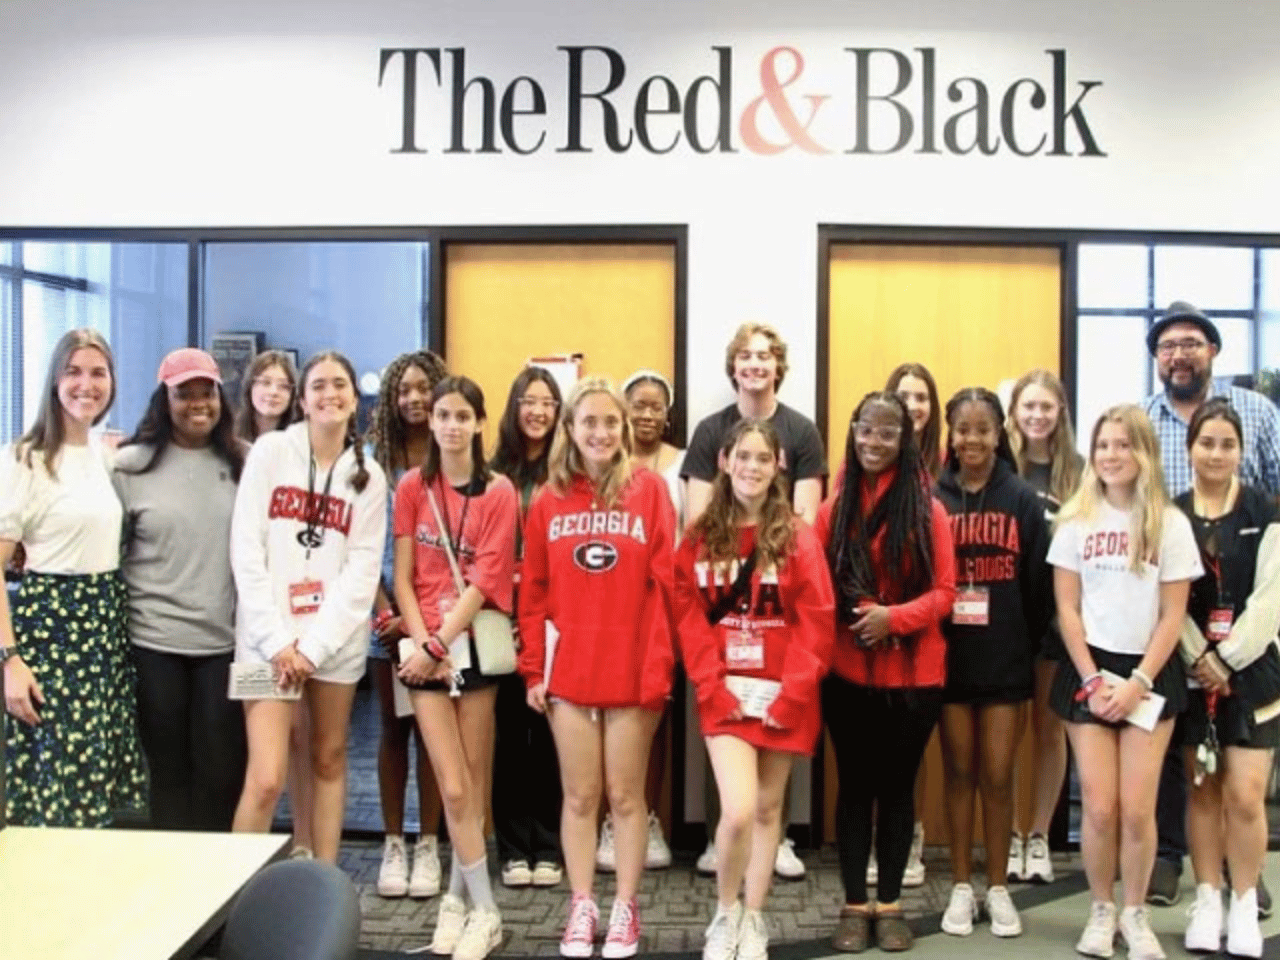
[573,541,619,572]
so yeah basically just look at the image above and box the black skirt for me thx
[1050,644,1186,728]
[1180,688,1280,750]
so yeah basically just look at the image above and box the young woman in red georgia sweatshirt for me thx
[676,418,834,960]
[518,377,675,960]
[814,391,955,954]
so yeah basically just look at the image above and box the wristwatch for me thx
[0,644,18,663]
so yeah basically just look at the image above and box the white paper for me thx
[528,354,582,403]
[543,619,560,686]
[1099,669,1165,732]
[227,662,302,701]
[725,675,782,720]
[392,670,414,718]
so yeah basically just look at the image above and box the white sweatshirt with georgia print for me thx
[231,422,387,684]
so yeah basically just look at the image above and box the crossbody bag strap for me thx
[426,487,469,597]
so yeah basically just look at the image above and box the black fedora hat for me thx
[1147,300,1222,355]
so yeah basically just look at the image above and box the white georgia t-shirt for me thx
[1047,502,1202,656]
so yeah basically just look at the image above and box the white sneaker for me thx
[1118,905,1165,960]
[737,908,769,960]
[453,907,503,960]
[1077,901,1117,958]
[773,839,805,880]
[560,896,599,959]
[1184,883,1223,952]
[532,861,563,887]
[411,836,442,897]
[986,885,1022,937]
[941,883,977,936]
[866,850,878,885]
[431,894,469,956]
[1023,832,1053,884]
[502,859,533,887]
[697,841,718,876]
[645,810,672,869]
[1006,833,1025,883]
[596,814,617,872]
[1227,888,1263,958]
[902,822,925,887]
[702,901,742,960]
[377,835,409,898]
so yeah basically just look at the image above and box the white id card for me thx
[725,675,782,719]
[1099,669,1165,732]
[227,662,303,701]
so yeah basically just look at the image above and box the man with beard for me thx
[1140,300,1280,911]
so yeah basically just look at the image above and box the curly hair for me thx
[724,322,788,391]
[365,350,448,476]
[689,418,796,570]
[825,392,934,625]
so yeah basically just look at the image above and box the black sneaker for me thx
[1258,875,1272,919]
[1145,857,1182,906]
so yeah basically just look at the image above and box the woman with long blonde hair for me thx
[519,377,676,959]
[1005,369,1085,884]
[1048,405,1201,960]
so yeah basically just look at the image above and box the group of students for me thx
[2,320,1278,960]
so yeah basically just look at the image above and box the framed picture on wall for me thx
[210,331,265,412]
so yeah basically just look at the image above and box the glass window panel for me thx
[0,276,13,444]
[1211,317,1252,378]
[12,242,188,437]
[1153,245,1253,310]
[0,242,12,267]
[1077,243,1150,309]
[1076,313,1149,457]
[1260,249,1280,313]
[203,241,429,429]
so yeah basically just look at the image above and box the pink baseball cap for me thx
[157,348,222,387]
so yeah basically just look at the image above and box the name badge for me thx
[1207,608,1233,644]
[725,675,782,719]
[952,586,990,626]
[726,627,765,671]
[289,579,324,615]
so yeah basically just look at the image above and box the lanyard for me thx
[435,474,473,561]
[300,442,338,560]
[959,480,989,589]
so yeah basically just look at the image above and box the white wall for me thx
[2,0,1279,426]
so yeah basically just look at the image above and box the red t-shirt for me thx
[393,469,518,630]
[676,522,835,755]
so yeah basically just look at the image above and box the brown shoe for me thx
[875,911,914,952]
[831,907,872,952]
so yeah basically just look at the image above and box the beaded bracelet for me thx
[1131,667,1154,692]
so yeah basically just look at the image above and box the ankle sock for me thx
[462,856,497,911]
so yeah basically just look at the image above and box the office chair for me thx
[221,858,362,960]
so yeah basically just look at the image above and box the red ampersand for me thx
[739,46,831,155]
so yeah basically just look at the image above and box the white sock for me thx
[449,850,465,898]
[462,856,496,911]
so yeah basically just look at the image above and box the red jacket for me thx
[518,469,675,709]
[814,472,956,688]
[676,522,835,755]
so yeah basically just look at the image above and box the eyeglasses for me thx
[518,397,559,411]
[853,423,902,443]
[1155,338,1209,357]
[253,377,293,392]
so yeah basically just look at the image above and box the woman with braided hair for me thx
[935,387,1052,940]
[816,391,955,953]
[230,351,387,864]
[365,350,449,899]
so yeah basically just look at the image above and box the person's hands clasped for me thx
[1193,650,1232,696]
[397,643,453,686]
[271,643,315,691]
[3,656,43,726]
[1092,676,1145,723]
[852,604,892,647]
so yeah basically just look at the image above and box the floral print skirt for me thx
[5,571,149,827]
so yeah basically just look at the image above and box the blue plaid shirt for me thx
[1142,381,1280,496]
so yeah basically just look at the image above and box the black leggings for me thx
[492,672,562,864]
[132,647,247,831]
[824,676,941,905]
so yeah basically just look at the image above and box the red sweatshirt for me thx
[676,522,835,755]
[518,468,675,709]
[814,472,956,688]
